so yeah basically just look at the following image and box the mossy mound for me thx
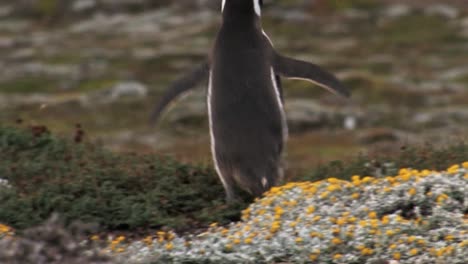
[0,125,245,232]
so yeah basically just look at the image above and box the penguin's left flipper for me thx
[273,53,350,98]
[149,61,210,125]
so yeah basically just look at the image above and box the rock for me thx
[412,108,468,127]
[71,0,97,13]
[461,17,468,37]
[0,4,13,17]
[9,48,36,60]
[163,90,207,125]
[357,128,415,145]
[381,4,412,19]
[0,36,15,49]
[341,9,370,20]
[424,4,459,19]
[285,99,362,132]
[440,67,468,81]
[81,81,148,105]
[0,214,113,264]
[0,19,30,32]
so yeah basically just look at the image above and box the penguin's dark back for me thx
[209,20,284,192]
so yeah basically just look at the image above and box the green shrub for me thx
[300,143,468,182]
[0,125,247,231]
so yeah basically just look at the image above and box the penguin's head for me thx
[221,0,263,18]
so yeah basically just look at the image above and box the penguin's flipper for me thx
[273,53,350,98]
[149,61,210,125]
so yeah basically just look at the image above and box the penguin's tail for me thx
[234,163,283,198]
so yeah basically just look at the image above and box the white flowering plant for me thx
[113,163,468,264]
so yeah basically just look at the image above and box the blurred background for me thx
[0,0,467,177]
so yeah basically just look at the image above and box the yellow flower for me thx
[274,206,284,215]
[437,194,449,204]
[444,234,454,241]
[361,248,374,255]
[309,231,323,238]
[362,176,374,183]
[386,230,396,236]
[309,254,318,261]
[295,237,303,244]
[409,248,418,256]
[90,235,99,241]
[331,238,342,245]
[306,206,315,214]
[165,242,174,250]
[408,188,417,196]
[327,184,341,192]
[312,215,321,222]
[368,211,377,219]
[393,252,401,260]
[356,244,365,250]
[351,193,360,199]
[244,238,252,244]
[333,254,343,260]
[389,244,397,249]
[233,238,241,244]
[460,161,468,168]
[407,236,416,243]
[143,236,153,245]
[447,164,459,173]
[336,218,346,226]
[319,191,330,199]
[225,243,232,250]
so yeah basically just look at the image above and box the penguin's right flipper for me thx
[149,61,210,125]
[273,53,350,98]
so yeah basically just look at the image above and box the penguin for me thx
[150,0,350,202]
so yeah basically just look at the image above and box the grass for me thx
[0,77,57,94]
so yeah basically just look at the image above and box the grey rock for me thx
[0,19,30,32]
[358,128,408,144]
[461,17,468,37]
[381,4,412,19]
[0,4,13,17]
[9,48,36,60]
[412,108,468,127]
[285,99,362,132]
[425,4,459,19]
[81,81,148,105]
[71,0,97,12]
[440,67,468,81]
[163,90,207,124]
[0,36,15,49]
[0,214,113,264]
[341,9,370,20]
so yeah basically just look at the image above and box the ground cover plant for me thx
[0,126,467,263]
[115,164,468,263]
[0,125,245,232]
[0,125,467,234]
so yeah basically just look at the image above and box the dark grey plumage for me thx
[150,0,350,202]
